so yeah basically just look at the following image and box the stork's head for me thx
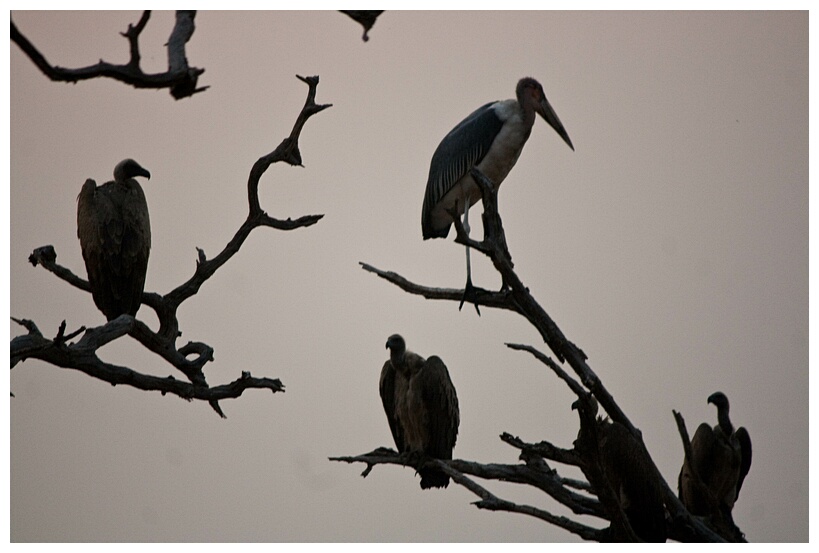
[114,158,151,182]
[707,391,730,411]
[385,334,406,354]
[516,77,574,151]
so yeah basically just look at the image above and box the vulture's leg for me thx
[458,201,481,315]
[401,449,423,467]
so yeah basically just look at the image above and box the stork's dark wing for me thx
[735,426,752,499]
[422,101,503,239]
[418,355,459,460]
[379,360,404,452]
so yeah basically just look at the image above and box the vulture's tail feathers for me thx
[419,468,449,489]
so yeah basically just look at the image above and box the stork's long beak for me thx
[537,97,574,151]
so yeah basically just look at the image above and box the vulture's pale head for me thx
[114,158,151,182]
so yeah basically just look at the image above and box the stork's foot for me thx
[458,277,482,316]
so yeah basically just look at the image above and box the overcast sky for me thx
[8,10,808,542]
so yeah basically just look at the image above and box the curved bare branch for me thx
[11,11,207,99]
[346,167,735,541]
[11,76,329,417]
[330,446,603,539]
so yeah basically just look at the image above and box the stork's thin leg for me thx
[458,201,480,315]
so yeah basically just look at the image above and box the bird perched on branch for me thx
[572,396,667,542]
[678,392,752,523]
[421,77,574,312]
[380,334,459,489]
[77,158,152,321]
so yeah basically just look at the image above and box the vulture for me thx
[77,159,152,321]
[380,334,459,489]
[678,391,752,520]
[573,397,667,542]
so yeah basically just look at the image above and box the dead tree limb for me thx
[10,317,284,403]
[11,75,330,417]
[329,448,603,539]
[339,167,731,541]
[11,11,207,99]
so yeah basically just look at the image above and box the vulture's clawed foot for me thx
[459,276,482,315]
[372,446,399,457]
[410,452,438,476]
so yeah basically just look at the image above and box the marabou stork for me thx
[77,158,152,321]
[380,334,460,489]
[421,77,574,312]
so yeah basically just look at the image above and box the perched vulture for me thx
[678,391,752,520]
[380,334,459,489]
[77,159,152,321]
[573,397,667,542]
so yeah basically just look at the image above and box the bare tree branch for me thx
[359,262,516,310]
[437,460,604,541]
[341,167,735,541]
[11,317,284,398]
[330,447,603,539]
[11,11,207,99]
[11,75,330,417]
[500,432,581,468]
[505,343,587,399]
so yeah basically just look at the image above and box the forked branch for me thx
[11,11,207,99]
[11,76,330,417]
[344,167,727,541]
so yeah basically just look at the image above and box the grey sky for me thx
[9,11,808,542]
